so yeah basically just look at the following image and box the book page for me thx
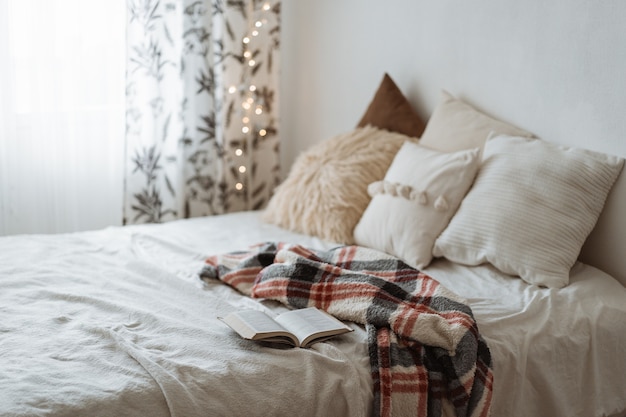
[274,307,352,347]
[220,310,289,340]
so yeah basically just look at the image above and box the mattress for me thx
[1,211,625,417]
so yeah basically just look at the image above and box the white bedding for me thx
[0,213,370,417]
[425,259,626,417]
[1,211,625,417]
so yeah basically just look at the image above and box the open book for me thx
[218,307,353,348]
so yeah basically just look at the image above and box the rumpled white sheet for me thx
[425,259,626,417]
[0,212,372,417]
[1,211,625,417]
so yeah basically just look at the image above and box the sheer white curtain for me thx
[0,1,126,235]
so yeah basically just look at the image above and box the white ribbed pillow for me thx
[433,134,624,288]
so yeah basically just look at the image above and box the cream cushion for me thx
[354,142,480,269]
[419,90,534,152]
[262,126,414,244]
[433,134,625,288]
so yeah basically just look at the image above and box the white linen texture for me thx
[0,213,371,417]
[354,142,480,269]
[433,134,624,288]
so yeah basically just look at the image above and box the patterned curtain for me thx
[124,0,281,225]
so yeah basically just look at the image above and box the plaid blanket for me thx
[200,243,493,417]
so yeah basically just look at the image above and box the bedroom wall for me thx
[280,0,626,283]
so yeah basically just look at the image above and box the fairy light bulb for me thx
[235,4,274,199]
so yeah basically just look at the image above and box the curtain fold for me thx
[124,0,281,225]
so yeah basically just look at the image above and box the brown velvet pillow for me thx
[357,73,426,138]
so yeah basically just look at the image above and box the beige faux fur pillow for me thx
[262,126,414,243]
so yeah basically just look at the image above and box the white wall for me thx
[280,0,626,283]
[281,0,626,170]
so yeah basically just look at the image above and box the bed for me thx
[2,71,626,417]
[2,209,626,417]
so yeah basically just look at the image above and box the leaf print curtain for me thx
[125,0,281,225]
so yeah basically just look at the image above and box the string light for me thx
[232,1,274,195]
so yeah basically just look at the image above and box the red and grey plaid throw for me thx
[200,242,493,417]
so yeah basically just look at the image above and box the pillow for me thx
[357,73,426,138]
[419,90,534,152]
[433,134,625,288]
[354,142,480,269]
[262,126,414,244]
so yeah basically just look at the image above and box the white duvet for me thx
[1,211,625,417]
[0,213,370,417]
